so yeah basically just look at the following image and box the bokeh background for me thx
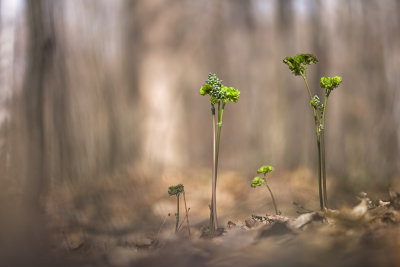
[0,0,399,265]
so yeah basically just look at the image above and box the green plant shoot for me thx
[283,53,342,210]
[200,73,240,234]
[251,165,279,215]
[168,184,184,233]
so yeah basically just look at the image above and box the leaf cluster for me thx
[251,176,265,188]
[200,73,240,104]
[257,165,274,175]
[168,184,184,196]
[283,54,318,76]
[251,165,274,187]
[320,76,342,97]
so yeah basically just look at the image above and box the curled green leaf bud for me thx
[168,184,184,196]
[257,165,274,175]
[320,76,342,96]
[283,54,318,76]
[224,86,240,103]
[200,84,212,96]
[310,95,320,108]
[251,176,265,188]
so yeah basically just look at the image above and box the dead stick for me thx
[183,192,191,238]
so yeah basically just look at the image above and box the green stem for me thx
[302,74,320,133]
[213,101,225,229]
[302,73,313,100]
[209,104,216,233]
[321,130,327,208]
[175,194,180,233]
[303,73,325,210]
[321,96,328,208]
[317,137,324,210]
[265,180,279,215]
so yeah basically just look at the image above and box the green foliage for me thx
[283,54,318,76]
[199,73,241,233]
[224,86,240,103]
[257,165,274,175]
[168,184,184,196]
[283,52,343,210]
[310,95,321,108]
[199,84,212,96]
[199,73,240,104]
[320,76,342,96]
[251,176,265,187]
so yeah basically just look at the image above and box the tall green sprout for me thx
[283,54,342,210]
[200,73,240,234]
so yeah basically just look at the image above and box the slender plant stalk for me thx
[316,137,324,210]
[320,131,327,207]
[183,192,191,238]
[209,104,217,233]
[284,54,341,211]
[321,96,328,208]
[304,73,324,210]
[175,195,180,233]
[265,183,279,215]
[201,73,240,234]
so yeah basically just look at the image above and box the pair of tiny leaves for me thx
[251,165,274,188]
[199,73,240,104]
[168,184,184,196]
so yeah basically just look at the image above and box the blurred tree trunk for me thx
[7,0,56,263]
[23,0,53,225]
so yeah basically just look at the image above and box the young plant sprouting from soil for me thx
[168,184,191,236]
[283,54,342,210]
[200,73,240,234]
[251,165,280,215]
[168,184,184,233]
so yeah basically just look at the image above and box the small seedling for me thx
[200,73,240,234]
[168,184,184,233]
[283,54,342,210]
[251,165,280,215]
[168,184,191,236]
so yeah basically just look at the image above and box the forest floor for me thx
[2,166,400,266]
[39,167,400,267]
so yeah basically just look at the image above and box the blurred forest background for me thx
[0,0,400,265]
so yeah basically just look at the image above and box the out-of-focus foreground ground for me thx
[1,0,400,266]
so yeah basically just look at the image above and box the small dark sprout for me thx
[168,184,184,196]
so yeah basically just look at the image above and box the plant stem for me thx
[265,181,279,215]
[321,96,328,208]
[175,194,180,233]
[214,102,226,228]
[183,192,191,238]
[316,137,324,210]
[303,73,325,210]
[321,130,327,208]
[209,104,217,233]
